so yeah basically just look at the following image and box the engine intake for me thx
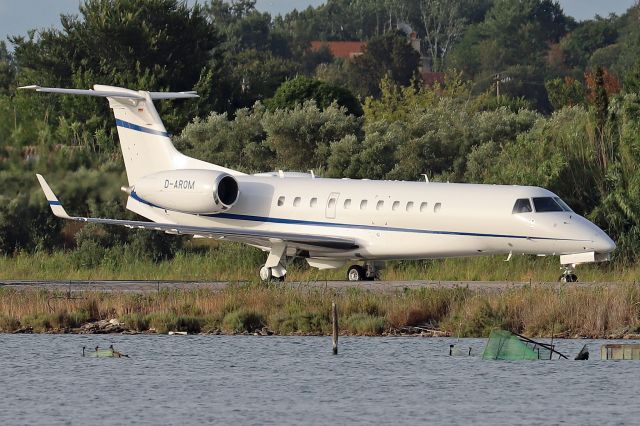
[131,169,239,214]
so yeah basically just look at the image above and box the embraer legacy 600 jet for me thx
[22,84,616,282]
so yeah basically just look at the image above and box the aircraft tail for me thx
[19,84,241,185]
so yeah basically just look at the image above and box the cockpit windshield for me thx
[513,197,574,214]
[532,197,563,212]
[553,197,573,212]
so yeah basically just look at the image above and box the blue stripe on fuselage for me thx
[115,119,169,137]
[48,201,61,206]
[128,194,584,242]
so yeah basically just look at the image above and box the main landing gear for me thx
[260,242,287,282]
[559,265,578,283]
[259,265,286,282]
[347,262,379,282]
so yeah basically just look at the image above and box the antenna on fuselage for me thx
[421,173,429,183]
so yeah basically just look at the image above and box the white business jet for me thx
[21,84,616,282]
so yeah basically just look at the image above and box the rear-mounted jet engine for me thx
[124,169,239,214]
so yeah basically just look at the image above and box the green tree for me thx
[545,77,585,110]
[0,41,15,94]
[175,104,270,172]
[12,0,224,134]
[623,60,640,94]
[261,101,361,171]
[348,30,421,97]
[268,76,362,116]
[559,16,618,69]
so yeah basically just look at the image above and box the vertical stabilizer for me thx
[94,85,240,184]
[19,84,242,186]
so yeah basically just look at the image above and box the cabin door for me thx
[325,192,340,219]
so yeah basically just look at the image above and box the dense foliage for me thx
[1,0,639,268]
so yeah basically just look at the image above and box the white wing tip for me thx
[18,85,41,90]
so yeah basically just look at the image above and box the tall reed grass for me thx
[0,245,636,282]
[1,283,639,337]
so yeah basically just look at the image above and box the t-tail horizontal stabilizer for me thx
[18,85,199,100]
[36,174,71,219]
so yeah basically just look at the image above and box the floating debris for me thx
[601,344,640,360]
[81,319,126,334]
[449,344,473,357]
[82,345,129,358]
[168,331,188,336]
[575,344,589,360]
[482,330,568,360]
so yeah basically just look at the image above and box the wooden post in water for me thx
[332,302,338,355]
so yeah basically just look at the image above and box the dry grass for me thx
[1,283,640,337]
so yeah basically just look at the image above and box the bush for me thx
[146,312,202,334]
[222,309,265,333]
[269,312,329,334]
[71,240,106,269]
[121,313,150,332]
[0,315,20,332]
[343,313,387,335]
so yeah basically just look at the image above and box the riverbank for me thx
[2,283,640,338]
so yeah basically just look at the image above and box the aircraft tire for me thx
[559,274,578,283]
[347,265,366,281]
[259,266,273,282]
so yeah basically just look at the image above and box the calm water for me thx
[1,335,639,425]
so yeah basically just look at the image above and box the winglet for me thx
[36,174,71,219]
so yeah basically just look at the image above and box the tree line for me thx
[0,0,639,265]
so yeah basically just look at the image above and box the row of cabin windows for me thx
[277,196,442,213]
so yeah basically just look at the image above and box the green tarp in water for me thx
[87,349,117,358]
[482,330,553,360]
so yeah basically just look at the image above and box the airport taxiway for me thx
[0,279,627,293]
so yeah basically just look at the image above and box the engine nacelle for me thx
[130,169,239,214]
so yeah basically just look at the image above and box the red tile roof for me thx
[310,41,367,58]
[421,71,446,87]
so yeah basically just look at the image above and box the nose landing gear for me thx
[559,265,578,283]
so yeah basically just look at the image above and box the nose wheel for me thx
[559,266,578,283]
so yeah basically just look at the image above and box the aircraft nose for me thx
[594,231,616,253]
[585,220,616,253]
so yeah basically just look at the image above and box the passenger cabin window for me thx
[406,201,414,212]
[533,197,563,212]
[420,202,428,212]
[327,198,336,209]
[277,196,285,206]
[344,199,351,209]
[434,202,442,213]
[392,201,400,211]
[376,200,384,210]
[360,200,368,210]
[512,198,532,214]
[310,198,317,207]
[293,197,301,207]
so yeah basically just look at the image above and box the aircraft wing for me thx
[36,174,359,252]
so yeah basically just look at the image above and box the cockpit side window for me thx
[554,197,573,212]
[532,197,563,212]
[512,198,532,214]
